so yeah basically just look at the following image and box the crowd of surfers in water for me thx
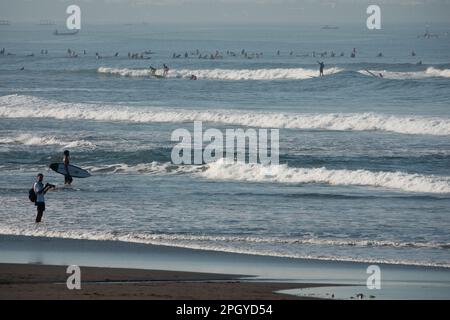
[1,47,423,78]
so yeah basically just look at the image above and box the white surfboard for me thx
[49,163,91,178]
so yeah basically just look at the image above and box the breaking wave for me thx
[80,159,450,194]
[359,67,450,79]
[86,162,200,175]
[97,66,343,80]
[0,133,95,148]
[200,159,450,194]
[1,95,449,135]
[98,66,450,80]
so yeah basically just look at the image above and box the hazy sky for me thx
[1,0,449,25]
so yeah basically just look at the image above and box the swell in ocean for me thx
[1,95,450,135]
[85,160,450,194]
[3,159,448,194]
[97,66,450,80]
[0,133,95,149]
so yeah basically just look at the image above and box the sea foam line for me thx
[0,133,94,148]
[0,226,448,268]
[1,95,449,136]
[201,159,450,194]
[98,66,450,80]
[81,160,450,194]
[97,66,343,80]
[359,67,450,79]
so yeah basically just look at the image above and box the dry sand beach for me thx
[0,263,328,300]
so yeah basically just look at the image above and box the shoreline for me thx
[1,234,450,299]
[1,234,448,272]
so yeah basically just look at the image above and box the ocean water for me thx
[1,23,450,268]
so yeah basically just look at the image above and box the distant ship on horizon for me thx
[53,29,79,36]
[0,20,10,26]
[321,25,339,30]
[38,20,56,26]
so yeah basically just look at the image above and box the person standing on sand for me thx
[33,173,55,223]
[63,150,73,185]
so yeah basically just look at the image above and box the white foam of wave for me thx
[0,134,60,145]
[0,133,95,148]
[200,159,450,194]
[63,140,95,148]
[98,67,162,77]
[82,159,450,194]
[425,67,450,78]
[360,67,450,79]
[98,66,343,80]
[0,226,448,268]
[86,162,201,174]
[1,95,449,136]
[100,66,450,80]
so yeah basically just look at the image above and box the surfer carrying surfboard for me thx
[49,161,91,181]
[63,150,73,185]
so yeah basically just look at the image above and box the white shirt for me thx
[34,181,45,203]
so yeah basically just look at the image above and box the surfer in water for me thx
[317,61,325,77]
[163,64,169,77]
[33,173,55,223]
[364,69,384,79]
[63,150,73,185]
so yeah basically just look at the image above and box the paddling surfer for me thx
[365,69,384,78]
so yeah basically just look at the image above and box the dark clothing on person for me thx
[318,62,325,77]
[35,202,45,223]
[63,153,72,185]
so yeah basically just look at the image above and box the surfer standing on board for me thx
[163,64,169,77]
[317,61,325,77]
[63,150,73,185]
